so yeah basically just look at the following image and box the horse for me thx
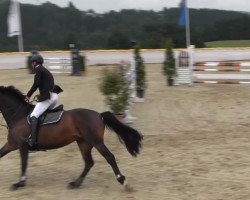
[0,86,143,190]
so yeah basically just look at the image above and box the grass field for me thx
[205,40,250,48]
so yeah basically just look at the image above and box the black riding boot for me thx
[28,116,38,147]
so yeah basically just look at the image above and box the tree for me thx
[107,31,131,49]
[0,3,247,51]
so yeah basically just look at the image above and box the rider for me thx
[26,54,63,147]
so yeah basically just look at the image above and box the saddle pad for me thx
[27,111,64,126]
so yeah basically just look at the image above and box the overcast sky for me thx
[17,0,250,13]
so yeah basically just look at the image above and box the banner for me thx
[7,1,21,37]
[178,0,186,26]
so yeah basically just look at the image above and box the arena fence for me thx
[44,58,71,74]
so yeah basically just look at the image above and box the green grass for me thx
[205,40,250,48]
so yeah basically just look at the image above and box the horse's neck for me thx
[2,103,32,127]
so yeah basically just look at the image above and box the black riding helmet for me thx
[31,54,44,64]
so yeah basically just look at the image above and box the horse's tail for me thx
[100,111,143,157]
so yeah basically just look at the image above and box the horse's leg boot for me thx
[28,116,38,147]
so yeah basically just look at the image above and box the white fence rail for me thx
[44,58,71,74]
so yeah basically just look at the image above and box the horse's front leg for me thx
[11,139,29,190]
[0,142,17,158]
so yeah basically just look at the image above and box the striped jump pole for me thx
[194,62,250,72]
[194,80,250,84]
[193,61,250,84]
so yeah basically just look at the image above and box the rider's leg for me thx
[29,100,51,147]
[28,116,38,146]
[47,93,58,110]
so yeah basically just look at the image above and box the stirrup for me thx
[27,139,34,147]
[26,137,37,147]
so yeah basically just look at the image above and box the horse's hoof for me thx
[117,174,125,185]
[10,181,26,191]
[68,181,80,189]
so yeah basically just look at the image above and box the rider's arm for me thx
[27,67,41,98]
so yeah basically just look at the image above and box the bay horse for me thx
[0,86,143,190]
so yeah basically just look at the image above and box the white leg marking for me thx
[20,176,27,181]
[116,174,121,179]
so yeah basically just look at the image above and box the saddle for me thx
[27,104,64,126]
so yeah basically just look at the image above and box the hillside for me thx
[0,0,249,51]
[205,40,250,48]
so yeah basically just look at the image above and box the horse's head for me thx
[0,86,33,124]
[0,86,27,108]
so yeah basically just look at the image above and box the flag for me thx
[178,0,186,26]
[7,1,21,37]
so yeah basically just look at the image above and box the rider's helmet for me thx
[31,54,44,64]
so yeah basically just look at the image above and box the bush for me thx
[99,67,130,114]
[134,45,146,90]
[26,55,32,72]
[78,54,86,72]
[163,39,176,86]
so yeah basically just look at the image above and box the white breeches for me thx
[30,92,58,118]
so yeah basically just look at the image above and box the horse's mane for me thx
[0,85,26,103]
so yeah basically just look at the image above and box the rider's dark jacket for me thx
[27,65,54,102]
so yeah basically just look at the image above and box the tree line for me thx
[0,0,250,52]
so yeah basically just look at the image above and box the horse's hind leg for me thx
[0,142,17,158]
[94,142,127,187]
[68,140,94,189]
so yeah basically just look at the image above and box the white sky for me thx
[17,0,250,13]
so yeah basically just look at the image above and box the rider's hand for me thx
[33,95,39,102]
[25,96,30,102]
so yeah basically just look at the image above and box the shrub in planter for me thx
[134,45,146,98]
[99,67,130,115]
[26,55,33,73]
[163,39,176,86]
[78,54,86,73]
